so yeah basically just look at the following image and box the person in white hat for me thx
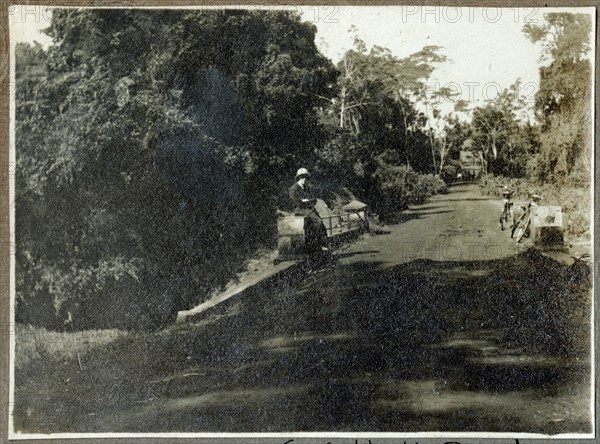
[289,168,313,210]
[289,168,328,256]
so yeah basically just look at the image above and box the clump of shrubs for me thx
[375,163,447,220]
[441,164,458,185]
[414,173,448,200]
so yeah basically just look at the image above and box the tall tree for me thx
[16,9,337,329]
[470,81,539,177]
[327,29,448,173]
[523,13,592,181]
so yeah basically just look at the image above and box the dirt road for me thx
[14,184,592,434]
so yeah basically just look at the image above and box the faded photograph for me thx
[7,5,594,438]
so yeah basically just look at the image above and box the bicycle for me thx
[511,191,543,243]
[499,186,515,231]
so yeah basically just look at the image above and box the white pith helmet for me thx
[295,167,310,179]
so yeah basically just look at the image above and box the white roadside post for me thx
[531,205,565,250]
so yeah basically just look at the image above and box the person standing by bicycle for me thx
[499,185,515,230]
[512,190,543,242]
[501,185,514,201]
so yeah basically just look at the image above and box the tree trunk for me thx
[438,140,447,174]
[429,131,437,173]
[397,99,410,167]
[339,84,346,129]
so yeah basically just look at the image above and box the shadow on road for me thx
[333,250,380,260]
[385,209,454,224]
[14,249,592,434]
[433,197,492,203]
[407,205,450,211]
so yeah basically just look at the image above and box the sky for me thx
[9,5,595,121]
[305,6,547,116]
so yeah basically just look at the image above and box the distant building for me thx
[459,144,484,178]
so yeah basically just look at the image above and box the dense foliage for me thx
[15,10,592,330]
[524,13,592,182]
[16,10,337,329]
[16,10,449,330]
[456,14,592,185]
[476,13,592,238]
[470,83,540,178]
